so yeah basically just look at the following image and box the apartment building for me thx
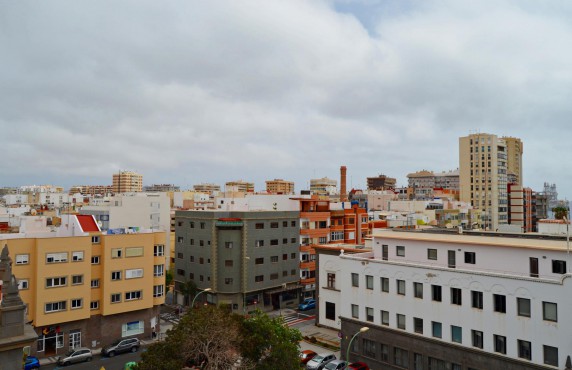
[459,133,522,231]
[316,228,570,369]
[69,185,114,196]
[193,183,221,195]
[310,177,337,197]
[367,174,397,191]
[112,171,143,193]
[174,210,300,313]
[265,179,295,195]
[2,215,166,359]
[225,180,254,193]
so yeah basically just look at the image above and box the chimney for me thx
[340,166,348,202]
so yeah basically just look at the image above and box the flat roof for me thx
[372,228,570,251]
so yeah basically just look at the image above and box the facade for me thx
[459,133,522,231]
[193,183,221,195]
[225,181,254,193]
[317,229,571,369]
[367,174,397,191]
[68,185,114,196]
[112,171,143,193]
[508,185,533,232]
[504,137,523,186]
[310,177,337,196]
[2,215,166,359]
[143,184,180,192]
[265,179,295,195]
[174,210,301,313]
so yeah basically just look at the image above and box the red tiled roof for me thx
[76,215,100,232]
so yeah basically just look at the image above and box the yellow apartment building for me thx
[2,215,165,358]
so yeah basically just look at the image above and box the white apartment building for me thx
[317,229,570,369]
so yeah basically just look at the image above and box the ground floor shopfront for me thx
[32,307,159,358]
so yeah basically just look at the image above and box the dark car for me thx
[56,347,93,366]
[298,298,316,311]
[324,360,347,370]
[348,362,370,370]
[102,337,140,357]
[24,356,40,370]
[300,350,317,364]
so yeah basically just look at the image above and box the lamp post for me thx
[191,288,211,309]
[346,327,369,363]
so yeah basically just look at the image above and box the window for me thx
[199,240,204,247]
[270,239,278,246]
[366,307,374,322]
[543,302,557,322]
[381,310,389,325]
[414,282,423,298]
[126,269,143,279]
[255,240,264,247]
[91,279,100,288]
[382,245,388,260]
[432,285,442,301]
[46,277,67,288]
[465,252,476,264]
[90,301,99,310]
[427,249,437,260]
[224,278,233,285]
[111,248,122,258]
[414,317,423,334]
[451,288,462,305]
[71,299,83,309]
[270,222,279,228]
[255,275,264,282]
[270,273,279,280]
[291,221,296,227]
[451,326,462,343]
[381,277,389,292]
[125,290,142,301]
[122,320,144,337]
[518,340,531,360]
[351,273,359,287]
[126,247,143,257]
[45,301,66,313]
[351,304,359,319]
[46,252,67,263]
[517,298,531,317]
[111,271,122,281]
[325,302,336,320]
[366,275,373,290]
[200,222,205,229]
[543,345,558,366]
[291,269,296,275]
[111,293,121,303]
[291,253,296,259]
[363,338,376,358]
[255,223,264,229]
[397,280,406,295]
[283,221,288,227]
[493,294,506,313]
[91,236,100,244]
[190,221,195,228]
[224,260,233,267]
[394,347,409,368]
[472,291,483,309]
[72,275,83,285]
[154,264,164,276]
[396,245,405,257]
[472,330,483,349]
[271,256,278,263]
[15,254,29,264]
[177,237,183,243]
[381,343,389,362]
[177,269,185,276]
[327,273,336,289]
[91,256,100,264]
[432,322,442,338]
[396,314,406,329]
[414,353,423,370]
[177,252,184,259]
[255,258,264,265]
[494,335,506,354]
[154,244,164,256]
[18,279,29,290]
[283,253,288,260]
[291,237,296,243]
[552,259,566,274]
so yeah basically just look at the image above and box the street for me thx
[42,350,144,370]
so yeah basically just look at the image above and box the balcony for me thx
[300,260,316,270]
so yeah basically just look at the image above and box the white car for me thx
[306,353,336,370]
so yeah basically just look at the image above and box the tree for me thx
[165,268,174,288]
[553,206,569,220]
[178,279,197,306]
[239,310,302,370]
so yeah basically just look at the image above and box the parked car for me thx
[300,350,317,364]
[347,361,370,370]
[24,355,40,370]
[56,347,93,366]
[102,337,140,357]
[306,353,336,370]
[298,298,316,311]
[324,359,347,370]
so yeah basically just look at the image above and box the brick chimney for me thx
[340,166,348,202]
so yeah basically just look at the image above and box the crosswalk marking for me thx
[282,314,315,327]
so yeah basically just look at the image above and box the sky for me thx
[1,0,571,199]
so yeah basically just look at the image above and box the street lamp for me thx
[346,327,369,363]
[191,288,211,309]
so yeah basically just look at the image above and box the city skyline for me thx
[1,1,571,199]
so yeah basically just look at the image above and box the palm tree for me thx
[553,206,569,220]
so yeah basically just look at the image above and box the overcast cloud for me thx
[1,0,571,199]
